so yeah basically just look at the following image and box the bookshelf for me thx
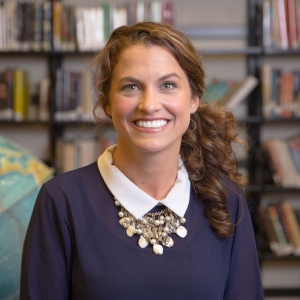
[1,0,300,297]
[248,0,300,297]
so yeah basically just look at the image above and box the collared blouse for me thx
[20,149,264,300]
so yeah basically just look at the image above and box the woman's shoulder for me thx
[42,162,103,195]
[222,178,247,216]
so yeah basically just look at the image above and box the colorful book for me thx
[13,69,29,122]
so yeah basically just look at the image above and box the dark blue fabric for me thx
[20,162,264,300]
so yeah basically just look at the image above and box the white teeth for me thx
[136,120,167,128]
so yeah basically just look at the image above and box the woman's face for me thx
[107,44,199,156]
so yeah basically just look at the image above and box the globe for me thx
[0,136,53,300]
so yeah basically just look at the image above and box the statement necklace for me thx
[114,197,187,255]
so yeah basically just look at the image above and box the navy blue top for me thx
[20,162,264,299]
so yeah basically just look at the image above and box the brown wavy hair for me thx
[92,22,248,238]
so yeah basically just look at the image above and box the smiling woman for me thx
[105,44,199,171]
[20,22,264,300]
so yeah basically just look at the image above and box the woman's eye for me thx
[161,82,176,90]
[123,84,139,91]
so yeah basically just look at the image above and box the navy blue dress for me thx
[20,162,264,299]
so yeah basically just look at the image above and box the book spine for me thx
[258,206,281,254]
[42,1,52,52]
[13,69,29,122]
[225,76,258,109]
[263,0,272,48]
[263,139,287,186]
[287,137,300,174]
[281,201,300,255]
[278,72,294,117]
[162,2,174,25]
[286,0,299,48]
[39,77,50,121]
[33,2,43,51]
[262,64,273,117]
[52,1,62,51]
[268,205,291,255]
[277,0,289,49]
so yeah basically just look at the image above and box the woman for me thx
[20,22,264,299]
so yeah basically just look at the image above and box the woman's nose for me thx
[138,88,162,113]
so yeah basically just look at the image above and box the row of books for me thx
[259,200,300,256]
[0,1,174,52]
[0,68,50,121]
[55,133,117,174]
[262,64,300,118]
[202,75,258,110]
[262,0,300,50]
[0,1,52,52]
[54,68,109,122]
[71,1,174,52]
[263,136,300,188]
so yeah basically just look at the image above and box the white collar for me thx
[97,145,190,220]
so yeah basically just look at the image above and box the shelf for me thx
[200,47,262,56]
[264,288,300,297]
[262,185,300,193]
[237,116,263,124]
[0,120,50,126]
[263,117,300,124]
[0,50,50,56]
[259,252,300,261]
[246,184,263,193]
[177,25,247,39]
[263,48,300,56]
[50,50,98,56]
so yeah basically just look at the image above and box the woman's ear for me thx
[105,105,112,118]
[190,95,199,114]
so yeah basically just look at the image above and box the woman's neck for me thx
[112,146,180,200]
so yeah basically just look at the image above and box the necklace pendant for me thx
[138,236,149,248]
[126,225,135,237]
[176,226,187,238]
[153,244,163,255]
[162,236,174,248]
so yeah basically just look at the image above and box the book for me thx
[264,139,290,187]
[32,2,43,51]
[276,203,295,254]
[52,1,62,51]
[286,0,299,48]
[162,2,174,25]
[0,69,13,120]
[13,69,29,122]
[277,0,289,49]
[62,140,77,172]
[261,64,273,117]
[222,75,258,109]
[268,205,293,255]
[42,1,52,52]
[77,138,98,168]
[111,4,128,31]
[278,71,294,117]
[286,135,300,174]
[258,206,281,255]
[203,79,233,103]
[102,3,111,41]
[264,137,300,187]
[263,0,272,48]
[54,68,64,121]
[271,0,282,48]
[38,77,50,121]
[293,70,300,115]
[270,68,282,116]
[280,200,300,255]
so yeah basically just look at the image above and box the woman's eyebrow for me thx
[119,73,181,84]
